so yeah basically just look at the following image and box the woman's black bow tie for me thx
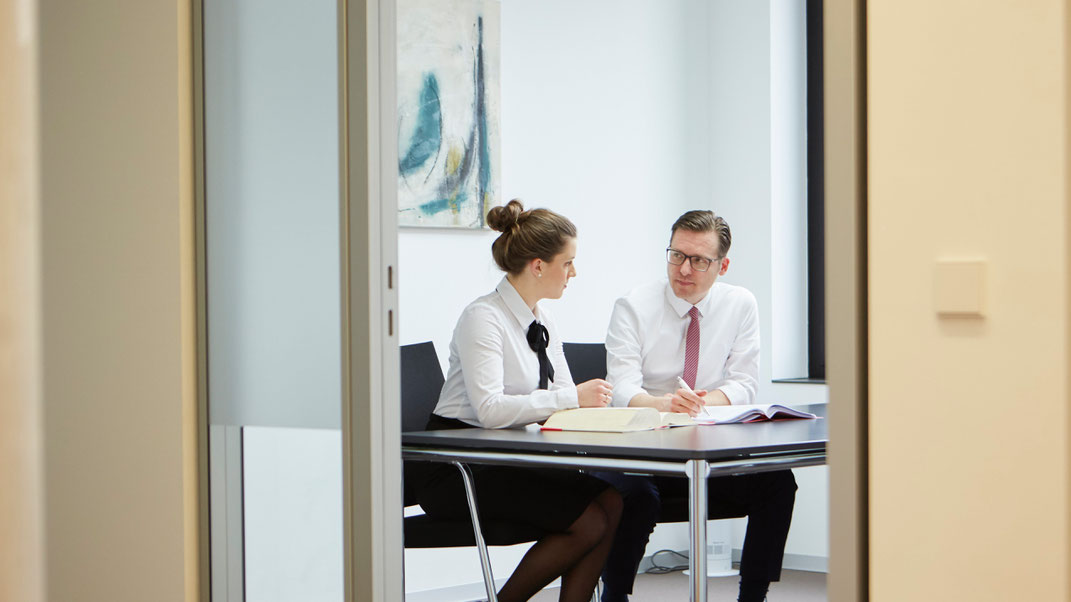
[526,320,555,390]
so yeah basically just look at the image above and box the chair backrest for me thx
[562,342,607,383]
[400,341,549,553]
[400,341,446,432]
[400,342,445,507]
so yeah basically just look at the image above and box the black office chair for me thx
[562,342,609,384]
[400,342,544,601]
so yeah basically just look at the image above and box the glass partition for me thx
[202,0,344,599]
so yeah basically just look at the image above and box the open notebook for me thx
[692,403,818,425]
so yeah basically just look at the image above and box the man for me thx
[597,210,796,602]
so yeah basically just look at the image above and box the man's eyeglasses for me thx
[666,248,719,272]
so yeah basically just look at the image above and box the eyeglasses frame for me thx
[665,247,723,273]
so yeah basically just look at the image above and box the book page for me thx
[762,404,818,420]
[541,407,663,432]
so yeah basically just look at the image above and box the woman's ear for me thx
[530,258,544,278]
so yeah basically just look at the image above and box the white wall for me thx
[400,0,830,593]
[700,0,828,565]
[398,3,715,592]
[400,0,825,396]
[399,0,709,358]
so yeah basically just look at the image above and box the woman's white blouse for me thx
[432,277,579,429]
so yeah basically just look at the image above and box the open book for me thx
[541,407,693,433]
[692,403,818,425]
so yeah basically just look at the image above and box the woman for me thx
[416,200,620,602]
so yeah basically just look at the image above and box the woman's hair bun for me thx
[486,199,524,232]
[488,199,577,274]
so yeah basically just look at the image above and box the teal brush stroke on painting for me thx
[419,193,467,216]
[475,16,490,218]
[399,74,442,175]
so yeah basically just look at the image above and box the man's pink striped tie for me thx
[682,306,700,389]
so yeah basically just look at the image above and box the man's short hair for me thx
[670,210,731,258]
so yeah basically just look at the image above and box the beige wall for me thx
[37,1,197,600]
[869,1,1070,599]
[1,1,44,601]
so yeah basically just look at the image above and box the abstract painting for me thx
[397,0,501,228]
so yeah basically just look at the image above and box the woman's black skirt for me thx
[412,414,611,533]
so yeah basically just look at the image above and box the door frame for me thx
[824,0,868,600]
[339,1,403,601]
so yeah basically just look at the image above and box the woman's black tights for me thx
[497,488,623,602]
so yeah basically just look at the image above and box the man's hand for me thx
[666,388,708,416]
[626,389,728,415]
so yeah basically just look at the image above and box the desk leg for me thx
[454,461,497,602]
[687,459,710,602]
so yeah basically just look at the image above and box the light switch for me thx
[934,259,986,317]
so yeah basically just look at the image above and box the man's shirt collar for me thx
[664,280,717,319]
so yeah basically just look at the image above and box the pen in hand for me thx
[676,376,709,417]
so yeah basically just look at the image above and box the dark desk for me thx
[402,403,827,601]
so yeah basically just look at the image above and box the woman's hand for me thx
[576,379,614,408]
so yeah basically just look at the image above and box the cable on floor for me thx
[644,549,689,574]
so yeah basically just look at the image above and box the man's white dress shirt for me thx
[605,279,759,407]
[433,276,579,429]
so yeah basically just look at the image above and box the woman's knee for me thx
[569,502,610,548]
[597,487,624,527]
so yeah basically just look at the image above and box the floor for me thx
[530,569,827,601]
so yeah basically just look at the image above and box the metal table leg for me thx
[687,459,710,602]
